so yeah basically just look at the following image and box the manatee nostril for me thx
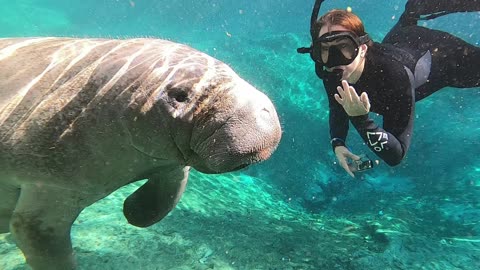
[174,92,188,102]
[168,88,189,103]
[259,106,273,121]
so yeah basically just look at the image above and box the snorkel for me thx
[298,0,343,81]
[298,0,370,81]
[297,0,324,52]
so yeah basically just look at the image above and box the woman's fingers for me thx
[346,152,361,161]
[335,146,357,178]
[341,80,352,102]
[361,92,371,111]
[336,81,370,116]
[336,85,345,98]
[338,80,362,103]
[334,93,344,105]
[349,86,360,102]
[339,158,355,178]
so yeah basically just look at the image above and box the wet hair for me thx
[314,9,372,45]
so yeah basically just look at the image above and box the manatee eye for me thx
[168,88,189,103]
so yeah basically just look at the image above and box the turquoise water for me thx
[0,0,479,269]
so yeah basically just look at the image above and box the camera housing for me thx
[348,155,374,172]
[354,158,373,171]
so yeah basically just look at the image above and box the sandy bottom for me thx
[1,172,479,270]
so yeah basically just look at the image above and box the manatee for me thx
[0,37,281,270]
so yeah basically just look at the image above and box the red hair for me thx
[315,9,367,37]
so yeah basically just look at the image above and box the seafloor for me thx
[1,171,479,270]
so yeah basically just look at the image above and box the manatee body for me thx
[0,37,281,270]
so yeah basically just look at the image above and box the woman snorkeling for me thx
[298,0,480,177]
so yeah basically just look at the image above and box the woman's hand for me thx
[334,146,361,178]
[334,80,371,116]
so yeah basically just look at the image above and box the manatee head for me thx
[187,76,282,173]
[128,43,282,173]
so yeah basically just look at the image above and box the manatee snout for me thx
[191,80,282,173]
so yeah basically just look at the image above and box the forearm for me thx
[350,114,408,166]
[329,106,349,151]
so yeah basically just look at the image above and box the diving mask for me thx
[296,0,371,79]
[311,31,370,68]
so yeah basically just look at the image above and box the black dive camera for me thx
[349,155,374,172]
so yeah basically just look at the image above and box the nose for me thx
[249,93,282,150]
[190,79,282,174]
[255,102,281,137]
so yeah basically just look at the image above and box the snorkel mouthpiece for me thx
[297,47,311,54]
[315,64,344,81]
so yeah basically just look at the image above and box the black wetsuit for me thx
[324,1,480,166]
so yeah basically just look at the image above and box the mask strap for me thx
[357,34,371,45]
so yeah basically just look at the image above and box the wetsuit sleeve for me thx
[349,75,415,166]
[326,86,350,151]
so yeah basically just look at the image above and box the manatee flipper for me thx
[0,182,20,233]
[10,184,87,270]
[123,166,190,228]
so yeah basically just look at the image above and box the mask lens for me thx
[334,37,357,60]
[311,33,359,67]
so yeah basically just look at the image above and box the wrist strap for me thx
[330,138,346,151]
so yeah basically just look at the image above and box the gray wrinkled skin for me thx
[0,37,281,270]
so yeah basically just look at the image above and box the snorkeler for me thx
[297,0,480,177]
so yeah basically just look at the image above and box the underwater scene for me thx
[0,0,479,269]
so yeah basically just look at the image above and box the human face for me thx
[313,32,358,66]
[318,24,367,83]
